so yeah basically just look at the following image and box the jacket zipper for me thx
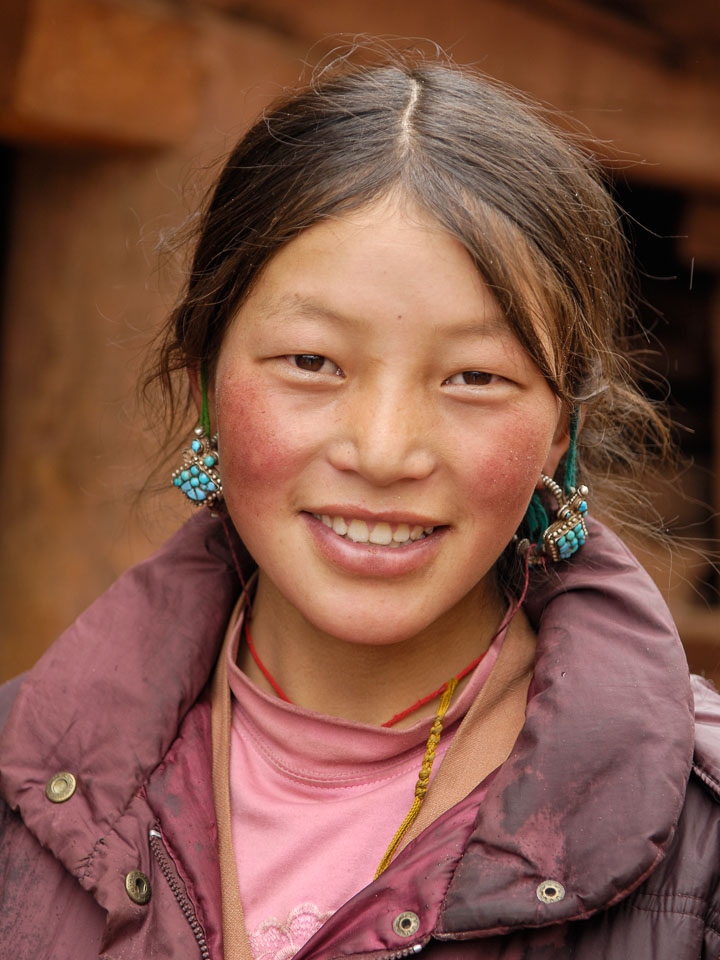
[149,827,211,960]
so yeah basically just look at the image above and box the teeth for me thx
[313,514,436,547]
[369,522,393,545]
[347,519,369,542]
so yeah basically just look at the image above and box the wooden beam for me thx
[203,0,720,192]
[0,0,202,148]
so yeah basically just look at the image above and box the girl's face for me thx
[212,199,567,645]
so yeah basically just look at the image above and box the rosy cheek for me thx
[463,410,555,515]
[216,378,301,490]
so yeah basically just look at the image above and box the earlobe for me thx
[537,407,581,490]
[521,409,589,563]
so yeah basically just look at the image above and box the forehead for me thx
[235,198,513,341]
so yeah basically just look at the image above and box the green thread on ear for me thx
[518,409,580,550]
[525,493,550,547]
[564,410,580,494]
[200,364,211,437]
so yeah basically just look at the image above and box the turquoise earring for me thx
[517,411,589,563]
[534,474,589,562]
[171,364,223,507]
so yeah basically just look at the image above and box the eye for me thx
[444,370,496,386]
[287,354,343,376]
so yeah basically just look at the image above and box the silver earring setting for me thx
[171,426,223,507]
[537,474,589,561]
[518,474,590,564]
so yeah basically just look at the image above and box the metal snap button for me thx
[537,879,565,903]
[125,869,152,905]
[392,911,420,937]
[45,771,77,803]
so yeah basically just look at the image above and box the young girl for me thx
[1,50,719,960]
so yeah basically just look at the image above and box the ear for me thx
[536,406,580,490]
[187,365,216,433]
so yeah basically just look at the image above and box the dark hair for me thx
[144,45,673,560]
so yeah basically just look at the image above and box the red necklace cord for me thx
[221,514,532,728]
[244,619,292,703]
[242,611,479,727]
[380,557,530,727]
[381,655,485,728]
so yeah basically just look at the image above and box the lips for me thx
[302,511,447,577]
[312,513,435,547]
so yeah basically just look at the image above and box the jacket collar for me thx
[0,513,694,946]
[0,511,244,883]
[439,517,694,934]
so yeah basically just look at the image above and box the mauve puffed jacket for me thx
[1,511,719,959]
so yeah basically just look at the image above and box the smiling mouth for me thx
[311,513,439,547]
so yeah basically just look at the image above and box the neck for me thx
[237,574,507,727]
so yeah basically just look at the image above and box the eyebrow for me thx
[442,317,512,338]
[266,294,511,337]
[269,295,345,324]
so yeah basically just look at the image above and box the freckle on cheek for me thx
[217,384,297,482]
[469,439,548,512]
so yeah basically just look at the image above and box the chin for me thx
[304,604,435,647]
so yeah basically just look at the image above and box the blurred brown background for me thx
[1,0,719,684]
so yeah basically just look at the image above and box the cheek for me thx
[215,377,302,498]
[462,407,557,519]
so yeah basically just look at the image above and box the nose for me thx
[326,380,436,486]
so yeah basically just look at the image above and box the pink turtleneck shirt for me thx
[226,615,505,960]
